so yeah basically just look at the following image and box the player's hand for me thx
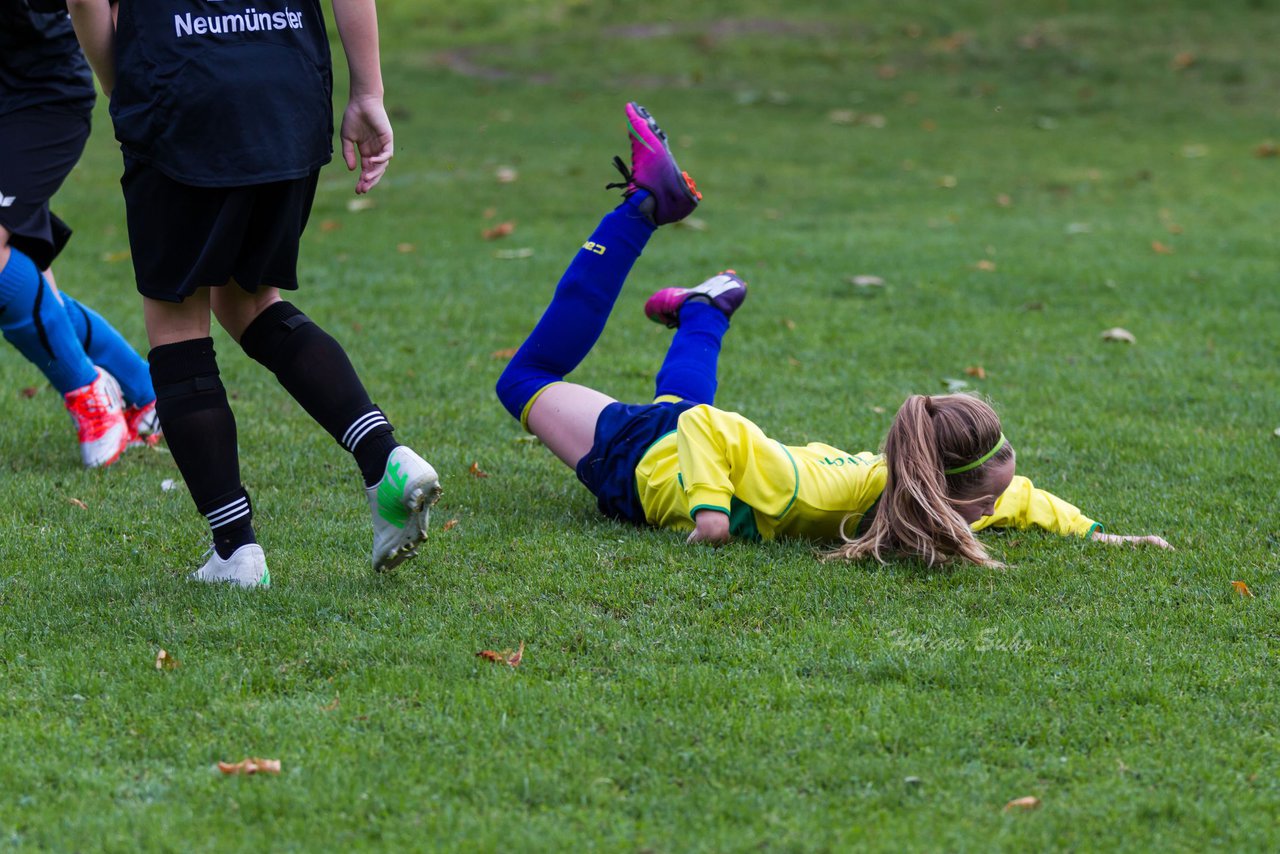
[1091,530,1174,550]
[341,95,393,194]
[687,509,731,546]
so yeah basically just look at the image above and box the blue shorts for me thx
[575,400,695,524]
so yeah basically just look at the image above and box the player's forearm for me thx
[67,0,116,96]
[331,0,385,99]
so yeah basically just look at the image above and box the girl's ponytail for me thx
[826,393,1004,567]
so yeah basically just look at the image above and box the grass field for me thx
[2,0,1278,849]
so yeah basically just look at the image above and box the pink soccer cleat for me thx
[125,400,163,448]
[64,368,129,468]
[645,270,748,328]
[606,102,702,225]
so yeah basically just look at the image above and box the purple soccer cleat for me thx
[606,102,702,225]
[645,270,748,328]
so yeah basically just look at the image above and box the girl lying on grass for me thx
[496,103,1171,566]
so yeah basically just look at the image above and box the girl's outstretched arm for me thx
[976,475,1172,548]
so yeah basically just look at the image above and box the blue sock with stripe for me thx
[0,248,97,394]
[653,300,729,405]
[59,291,155,406]
[496,192,656,420]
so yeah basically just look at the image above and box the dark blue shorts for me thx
[121,158,319,303]
[575,400,695,524]
[0,108,91,269]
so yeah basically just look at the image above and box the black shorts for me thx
[121,158,319,303]
[0,108,91,270]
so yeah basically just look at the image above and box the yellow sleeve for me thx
[973,475,1099,537]
[674,405,799,519]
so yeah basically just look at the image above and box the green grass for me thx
[2,0,1278,849]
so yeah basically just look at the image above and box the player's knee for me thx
[239,300,313,369]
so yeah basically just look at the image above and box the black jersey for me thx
[112,0,334,188]
[0,0,95,117]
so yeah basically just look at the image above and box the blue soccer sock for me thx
[653,300,729,406]
[59,292,156,406]
[0,247,97,394]
[496,192,656,422]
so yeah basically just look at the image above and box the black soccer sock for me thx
[239,301,398,487]
[150,338,256,559]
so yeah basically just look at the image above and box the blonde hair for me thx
[824,393,1013,568]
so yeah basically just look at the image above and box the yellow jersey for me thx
[633,404,1099,541]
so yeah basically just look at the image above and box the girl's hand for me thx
[340,95,393,194]
[687,509,731,546]
[1091,530,1174,550]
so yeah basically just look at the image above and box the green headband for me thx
[943,433,1007,475]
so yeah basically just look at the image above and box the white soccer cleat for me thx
[64,367,129,468]
[367,446,442,572]
[189,544,271,588]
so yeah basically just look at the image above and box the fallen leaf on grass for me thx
[321,694,340,711]
[468,461,489,478]
[217,758,281,776]
[101,250,131,263]
[1004,796,1041,811]
[1231,581,1255,598]
[482,221,515,240]
[996,193,1013,207]
[938,174,957,188]
[396,243,416,253]
[442,518,459,532]
[675,217,708,232]
[20,387,38,398]
[319,220,341,233]
[1171,51,1196,71]
[1254,141,1279,158]
[67,498,87,510]
[495,166,518,184]
[849,275,885,288]
[973,259,997,272]
[490,347,519,360]
[494,248,534,260]
[964,365,987,380]
[155,649,179,670]
[942,377,970,392]
[346,197,375,212]
[476,641,524,667]
[1101,327,1136,344]
[1151,240,1174,255]
[782,318,797,330]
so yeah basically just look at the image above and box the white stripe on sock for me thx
[341,411,386,449]
[205,497,250,529]
[344,414,389,451]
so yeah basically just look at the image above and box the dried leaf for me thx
[396,243,416,253]
[1181,144,1208,159]
[490,347,519,360]
[1151,240,1174,255]
[1171,51,1196,71]
[495,166,518,184]
[442,518,459,532]
[468,461,489,479]
[346,197,375,212]
[319,219,341,233]
[973,259,997,272]
[964,365,987,380]
[483,207,497,219]
[101,249,131,263]
[782,318,797,330]
[155,649,179,671]
[675,216,708,232]
[872,406,886,414]
[67,498,87,510]
[828,109,857,125]
[482,221,516,240]
[321,694,340,712]
[996,193,1013,207]
[20,386,38,399]
[849,275,885,288]
[1101,327,1136,343]
[217,757,281,776]
[877,64,898,80]
[1231,581,1255,598]
[476,641,524,667]
[938,175,957,188]
[1254,141,1279,158]
[1004,796,1041,811]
